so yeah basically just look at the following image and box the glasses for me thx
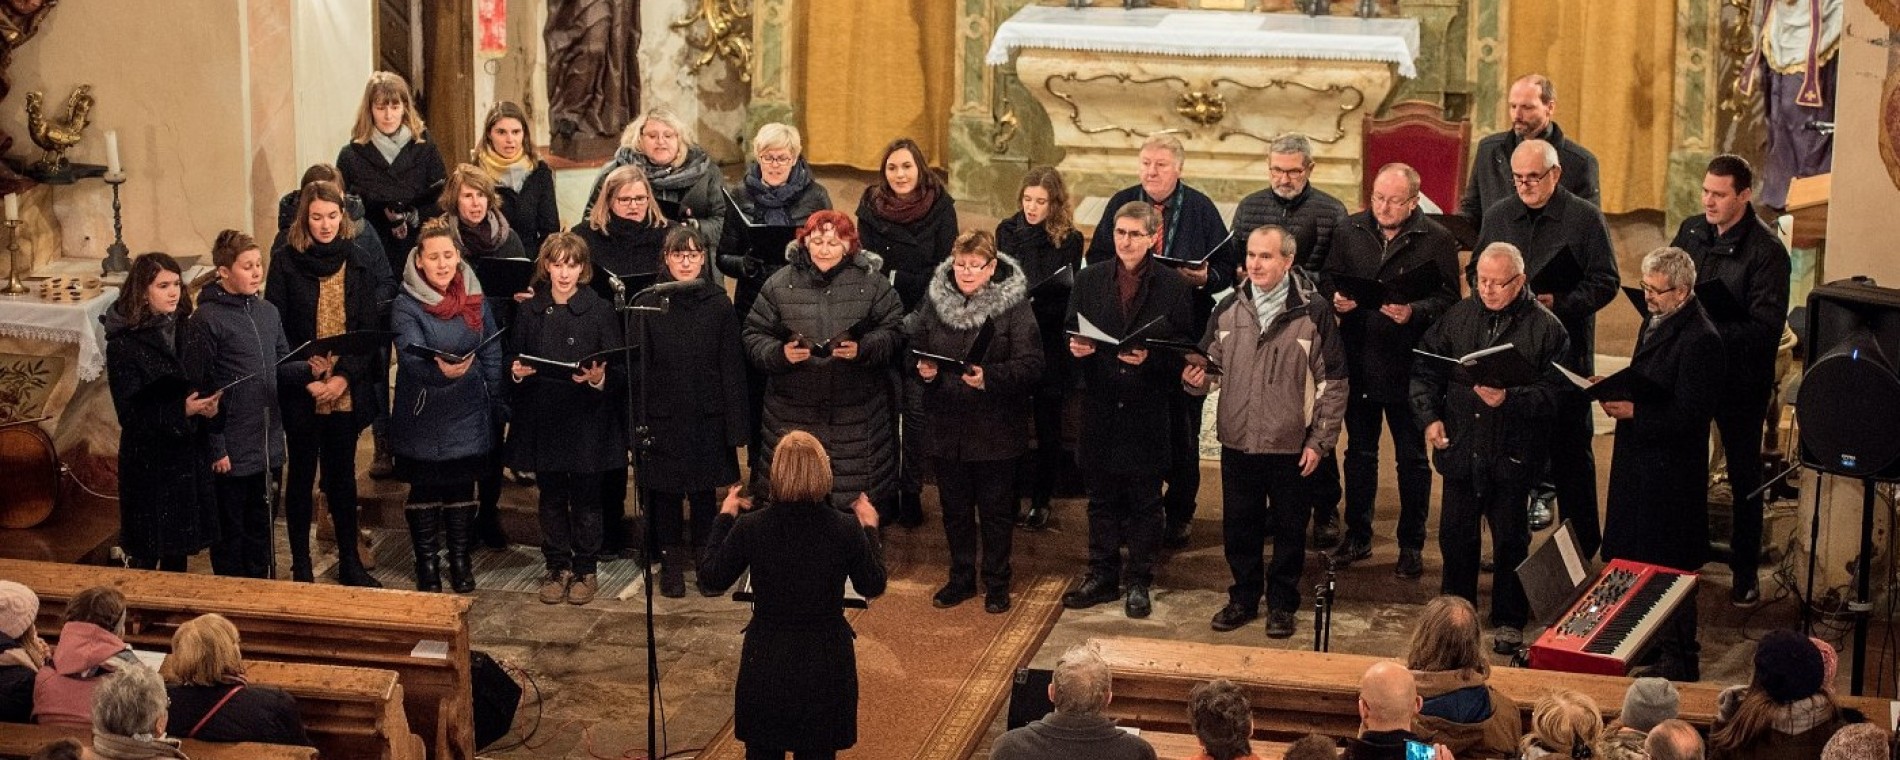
[952,260,993,272]
[758,154,794,166]
[665,249,705,262]
[1476,274,1523,291]
[612,194,649,205]
[1641,282,1683,296]
[1268,165,1308,178]
[1511,169,1552,187]
[1112,229,1153,240]
[1371,193,1417,208]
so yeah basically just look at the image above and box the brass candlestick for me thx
[2,219,27,295]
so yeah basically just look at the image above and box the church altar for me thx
[985,6,1420,205]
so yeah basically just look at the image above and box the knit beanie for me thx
[1620,677,1679,732]
[0,580,37,640]
[1810,636,1839,693]
[1755,628,1826,704]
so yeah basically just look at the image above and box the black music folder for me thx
[1155,230,1231,268]
[656,197,688,222]
[403,328,507,365]
[1694,281,1748,323]
[1528,249,1584,296]
[1146,338,1223,376]
[280,331,396,364]
[724,188,798,266]
[1555,362,1671,404]
[474,257,536,298]
[1067,314,1167,350]
[778,313,882,358]
[1028,264,1073,298]
[1328,265,1447,307]
[1414,343,1541,388]
[1428,213,1479,251]
[512,346,626,375]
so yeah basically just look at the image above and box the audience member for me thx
[1343,661,1443,760]
[1599,677,1680,760]
[1285,734,1343,760]
[26,738,82,760]
[991,643,1156,760]
[159,614,312,746]
[0,580,46,723]
[1522,690,1603,758]
[1710,628,1856,759]
[1403,596,1521,759]
[1185,679,1257,760]
[35,587,140,727]
[1647,719,1705,760]
[1820,723,1890,760]
[86,666,186,760]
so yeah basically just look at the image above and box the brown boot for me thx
[567,573,599,605]
[538,570,572,605]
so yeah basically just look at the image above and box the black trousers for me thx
[1440,476,1532,629]
[285,413,365,567]
[1549,391,1601,558]
[745,748,834,760]
[209,470,275,579]
[1027,385,1068,506]
[1343,395,1431,551]
[476,417,505,521]
[599,462,630,554]
[898,373,927,497]
[1717,384,1772,582]
[935,456,1017,592]
[1163,392,1205,527]
[540,471,603,575]
[1309,453,1344,529]
[1220,448,1314,614]
[1083,467,1164,587]
[649,489,718,550]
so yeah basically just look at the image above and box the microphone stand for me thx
[614,276,670,760]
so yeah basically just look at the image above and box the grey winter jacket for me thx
[1190,270,1349,457]
[184,282,291,476]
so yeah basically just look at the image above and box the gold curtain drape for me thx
[796,0,957,170]
[1507,0,1677,213]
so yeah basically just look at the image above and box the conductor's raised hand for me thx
[851,492,879,529]
[720,482,752,516]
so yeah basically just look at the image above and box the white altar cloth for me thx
[0,287,120,381]
[985,6,1420,78]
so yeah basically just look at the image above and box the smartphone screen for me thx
[1405,740,1436,760]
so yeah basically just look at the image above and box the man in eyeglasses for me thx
[1470,139,1619,569]
[1459,74,1601,231]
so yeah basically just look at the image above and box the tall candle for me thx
[4,194,17,222]
[104,130,121,175]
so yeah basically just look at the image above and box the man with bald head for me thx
[1344,661,1449,760]
[1471,137,1619,554]
[1645,719,1706,760]
[1460,74,1601,230]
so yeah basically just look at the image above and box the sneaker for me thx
[1162,520,1193,549]
[567,573,599,605]
[1492,626,1524,655]
[1528,494,1555,531]
[984,588,1012,614]
[1731,580,1761,608]
[1124,584,1152,619]
[933,580,978,609]
[538,570,572,605]
[1210,602,1259,632]
[1312,518,1341,550]
[1328,539,1372,568]
[1394,549,1424,580]
[1062,575,1121,609]
[1265,609,1297,639]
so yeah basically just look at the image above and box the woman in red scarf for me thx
[389,217,506,592]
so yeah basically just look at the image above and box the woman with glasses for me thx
[586,108,726,251]
[634,227,749,597]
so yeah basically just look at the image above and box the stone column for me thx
[1666,0,1722,231]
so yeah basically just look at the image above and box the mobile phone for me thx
[1405,740,1436,760]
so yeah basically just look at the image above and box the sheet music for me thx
[1074,313,1120,345]
[1554,523,1587,587]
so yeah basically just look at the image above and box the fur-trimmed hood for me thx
[924,252,1027,331]
[785,240,885,281]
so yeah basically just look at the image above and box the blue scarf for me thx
[744,159,814,227]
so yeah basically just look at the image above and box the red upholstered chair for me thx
[1361,101,1470,214]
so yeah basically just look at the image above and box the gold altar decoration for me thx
[24,83,90,181]
[1174,90,1226,126]
[1043,71,1365,144]
[672,0,753,83]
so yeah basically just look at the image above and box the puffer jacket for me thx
[1230,182,1349,273]
[904,253,1044,462]
[1191,270,1348,456]
[33,622,139,727]
[1408,290,1570,486]
[389,256,505,464]
[184,282,292,477]
[743,244,905,508]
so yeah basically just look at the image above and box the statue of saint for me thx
[0,0,57,194]
[544,0,640,159]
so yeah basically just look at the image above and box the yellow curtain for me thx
[1507,0,1676,213]
[796,1,957,170]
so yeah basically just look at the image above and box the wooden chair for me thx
[1361,101,1471,214]
[0,722,318,760]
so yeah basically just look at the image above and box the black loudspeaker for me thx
[1797,279,1900,480]
[469,649,523,749]
[1006,667,1054,730]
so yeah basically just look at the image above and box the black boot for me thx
[898,490,926,529]
[474,499,508,549]
[660,546,686,598]
[405,508,443,592]
[288,517,315,583]
[443,506,477,593]
[331,504,383,588]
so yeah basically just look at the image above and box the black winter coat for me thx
[574,218,667,293]
[183,282,293,477]
[1088,182,1234,330]
[586,147,729,248]
[1459,121,1602,229]
[905,254,1045,462]
[496,161,561,258]
[1409,292,1571,487]
[166,682,313,746]
[1670,207,1791,402]
[718,176,833,319]
[631,278,747,492]
[743,246,906,508]
[995,213,1082,393]
[855,190,958,312]
[336,134,448,270]
[1229,182,1348,274]
[1473,187,1619,374]
[1322,209,1462,403]
[265,239,384,432]
[1067,257,1194,476]
[1602,299,1724,572]
[105,312,217,559]
[270,192,396,311]
[696,501,887,751]
[0,660,29,723]
[504,288,626,474]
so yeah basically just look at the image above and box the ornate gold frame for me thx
[1043,72,1365,143]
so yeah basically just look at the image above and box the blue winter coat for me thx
[389,274,505,464]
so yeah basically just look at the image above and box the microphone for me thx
[606,271,628,301]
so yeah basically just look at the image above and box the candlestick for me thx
[101,174,128,275]
[2,220,26,295]
[105,130,121,175]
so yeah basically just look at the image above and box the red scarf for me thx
[424,269,485,333]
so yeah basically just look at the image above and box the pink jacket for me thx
[33,621,137,726]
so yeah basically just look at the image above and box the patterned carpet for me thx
[331,526,651,598]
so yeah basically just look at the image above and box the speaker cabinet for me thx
[1797,279,1900,480]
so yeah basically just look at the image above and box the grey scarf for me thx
[370,125,414,164]
[92,731,190,760]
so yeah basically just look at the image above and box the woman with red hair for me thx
[742,210,905,516]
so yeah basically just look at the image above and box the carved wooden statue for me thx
[544,0,640,159]
[0,0,57,194]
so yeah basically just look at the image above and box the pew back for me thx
[0,722,318,760]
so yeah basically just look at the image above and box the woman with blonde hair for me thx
[159,614,311,746]
[585,107,725,246]
[1405,595,1522,759]
[1521,690,1602,758]
[474,101,561,257]
[337,71,448,273]
[698,431,888,759]
[718,122,833,318]
[1710,628,1853,759]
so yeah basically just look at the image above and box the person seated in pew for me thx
[1343,661,1451,760]
[1184,679,1258,760]
[1646,719,1705,760]
[35,587,139,727]
[1521,690,1602,759]
[82,666,185,760]
[1597,677,1680,760]
[1820,723,1891,760]
[28,738,82,760]
[0,580,49,723]
[158,614,311,747]
[1284,734,1344,760]
[990,642,1157,760]
[1710,628,1864,760]
[1403,596,1522,759]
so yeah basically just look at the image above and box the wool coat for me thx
[1472,186,1619,374]
[855,189,958,312]
[496,161,561,258]
[264,238,385,432]
[630,276,747,492]
[1460,121,1602,230]
[1087,182,1233,329]
[1322,208,1463,403]
[1065,256,1194,476]
[904,253,1045,462]
[1670,206,1792,402]
[104,310,217,559]
[336,133,448,269]
[166,682,313,746]
[270,191,396,310]
[503,287,626,474]
[994,213,1082,393]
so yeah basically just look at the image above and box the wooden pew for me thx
[1092,636,1896,738]
[0,558,475,760]
[247,660,427,760]
[1142,731,1294,760]
[0,722,318,759]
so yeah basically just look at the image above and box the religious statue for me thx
[0,0,58,195]
[1739,0,1841,209]
[544,0,640,160]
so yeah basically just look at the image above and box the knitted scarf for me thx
[370,125,414,165]
[866,180,940,226]
[474,143,533,192]
[628,145,716,193]
[455,212,513,259]
[743,160,815,226]
[403,251,486,333]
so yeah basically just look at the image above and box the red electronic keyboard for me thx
[1528,559,1697,676]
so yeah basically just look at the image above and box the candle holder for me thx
[2,219,26,295]
[101,171,128,275]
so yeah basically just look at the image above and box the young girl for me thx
[184,231,291,579]
[993,166,1083,529]
[391,218,505,593]
[103,252,220,572]
[474,101,561,258]
[507,232,625,606]
[337,71,448,278]
[636,227,747,597]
